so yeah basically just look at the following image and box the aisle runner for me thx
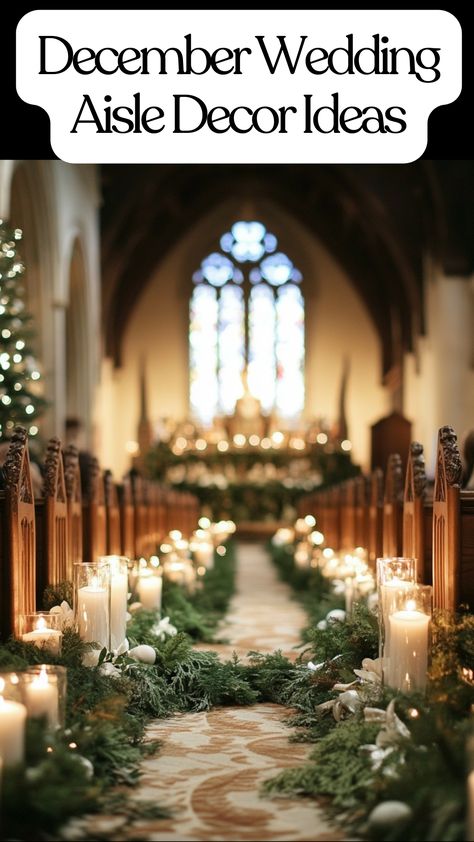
[124,543,343,842]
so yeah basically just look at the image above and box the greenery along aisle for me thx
[0,541,259,840]
[266,538,474,842]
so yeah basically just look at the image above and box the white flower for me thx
[99,661,121,679]
[49,600,74,630]
[113,638,129,658]
[151,616,178,641]
[326,609,346,623]
[354,657,383,684]
[307,660,325,671]
[82,648,101,668]
[317,619,328,630]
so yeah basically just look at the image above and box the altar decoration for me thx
[146,419,357,521]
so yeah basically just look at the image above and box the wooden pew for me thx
[36,437,68,602]
[402,442,433,584]
[354,475,369,551]
[0,426,36,638]
[382,454,404,557]
[432,426,474,610]
[130,472,149,558]
[340,479,356,551]
[82,456,107,563]
[368,468,384,569]
[63,444,83,578]
[104,469,122,555]
[118,474,135,559]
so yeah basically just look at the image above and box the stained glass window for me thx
[190,221,304,424]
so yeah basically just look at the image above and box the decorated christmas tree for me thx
[0,219,46,440]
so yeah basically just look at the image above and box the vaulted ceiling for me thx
[101,161,474,377]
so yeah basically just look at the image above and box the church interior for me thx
[0,159,473,841]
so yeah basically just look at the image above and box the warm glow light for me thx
[69,742,78,749]
[125,440,139,455]
[405,599,417,612]
[290,437,305,450]
[175,436,187,449]
[310,530,324,545]
[341,439,352,452]
[217,440,229,452]
[272,431,284,445]
[139,557,148,568]
[35,616,47,631]
[304,515,316,527]
[169,530,182,541]
[316,432,328,444]
[216,546,226,556]
[323,548,335,559]
[199,517,211,529]
[33,665,49,688]
[197,565,206,576]
[261,437,271,449]
[249,434,260,446]
[150,555,160,568]
[195,438,207,451]
[233,433,246,447]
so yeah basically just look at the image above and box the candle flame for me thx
[405,599,417,612]
[36,615,47,631]
[32,665,49,688]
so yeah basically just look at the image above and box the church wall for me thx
[1,160,101,446]
[103,203,389,477]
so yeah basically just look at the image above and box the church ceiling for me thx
[100,161,474,377]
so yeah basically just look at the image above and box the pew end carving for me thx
[0,427,36,638]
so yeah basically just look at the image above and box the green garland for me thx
[2,536,474,841]
[266,541,474,841]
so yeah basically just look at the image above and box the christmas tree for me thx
[0,219,46,440]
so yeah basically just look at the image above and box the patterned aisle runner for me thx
[116,542,343,842]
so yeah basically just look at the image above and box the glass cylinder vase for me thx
[22,665,67,730]
[136,566,163,611]
[376,557,416,660]
[74,562,111,650]
[383,583,432,692]
[99,555,129,651]
[19,612,63,656]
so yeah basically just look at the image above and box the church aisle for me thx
[121,542,343,842]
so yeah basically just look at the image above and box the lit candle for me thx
[380,579,412,663]
[193,542,214,569]
[386,602,430,691]
[108,559,128,651]
[21,615,62,655]
[468,770,474,842]
[173,539,190,559]
[24,666,59,729]
[165,560,188,586]
[0,681,26,767]
[137,571,162,610]
[77,576,109,648]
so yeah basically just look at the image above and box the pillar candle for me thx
[137,572,162,610]
[386,608,430,691]
[24,666,59,729]
[193,543,214,569]
[467,770,474,842]
[165,561,187,586]
[21,615,62,655]
[0,694,26,767]
[77,578,109,648]
[110,569,128,650]
[380,579,412,662]
[174,539,190,559]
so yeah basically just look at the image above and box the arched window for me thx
[189,221,304,425]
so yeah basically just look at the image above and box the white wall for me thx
[100,200,389,476]
[0,159,101,445]
[404,266,474,474]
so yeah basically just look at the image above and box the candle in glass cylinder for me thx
[137,570,162,610]
[77,576,109,648]
[193,542,214,569]
[100,557,128,650]
[0,680,26,767]
[21,614,62,655]
[24,666,59,729]
[386,602,430,691]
